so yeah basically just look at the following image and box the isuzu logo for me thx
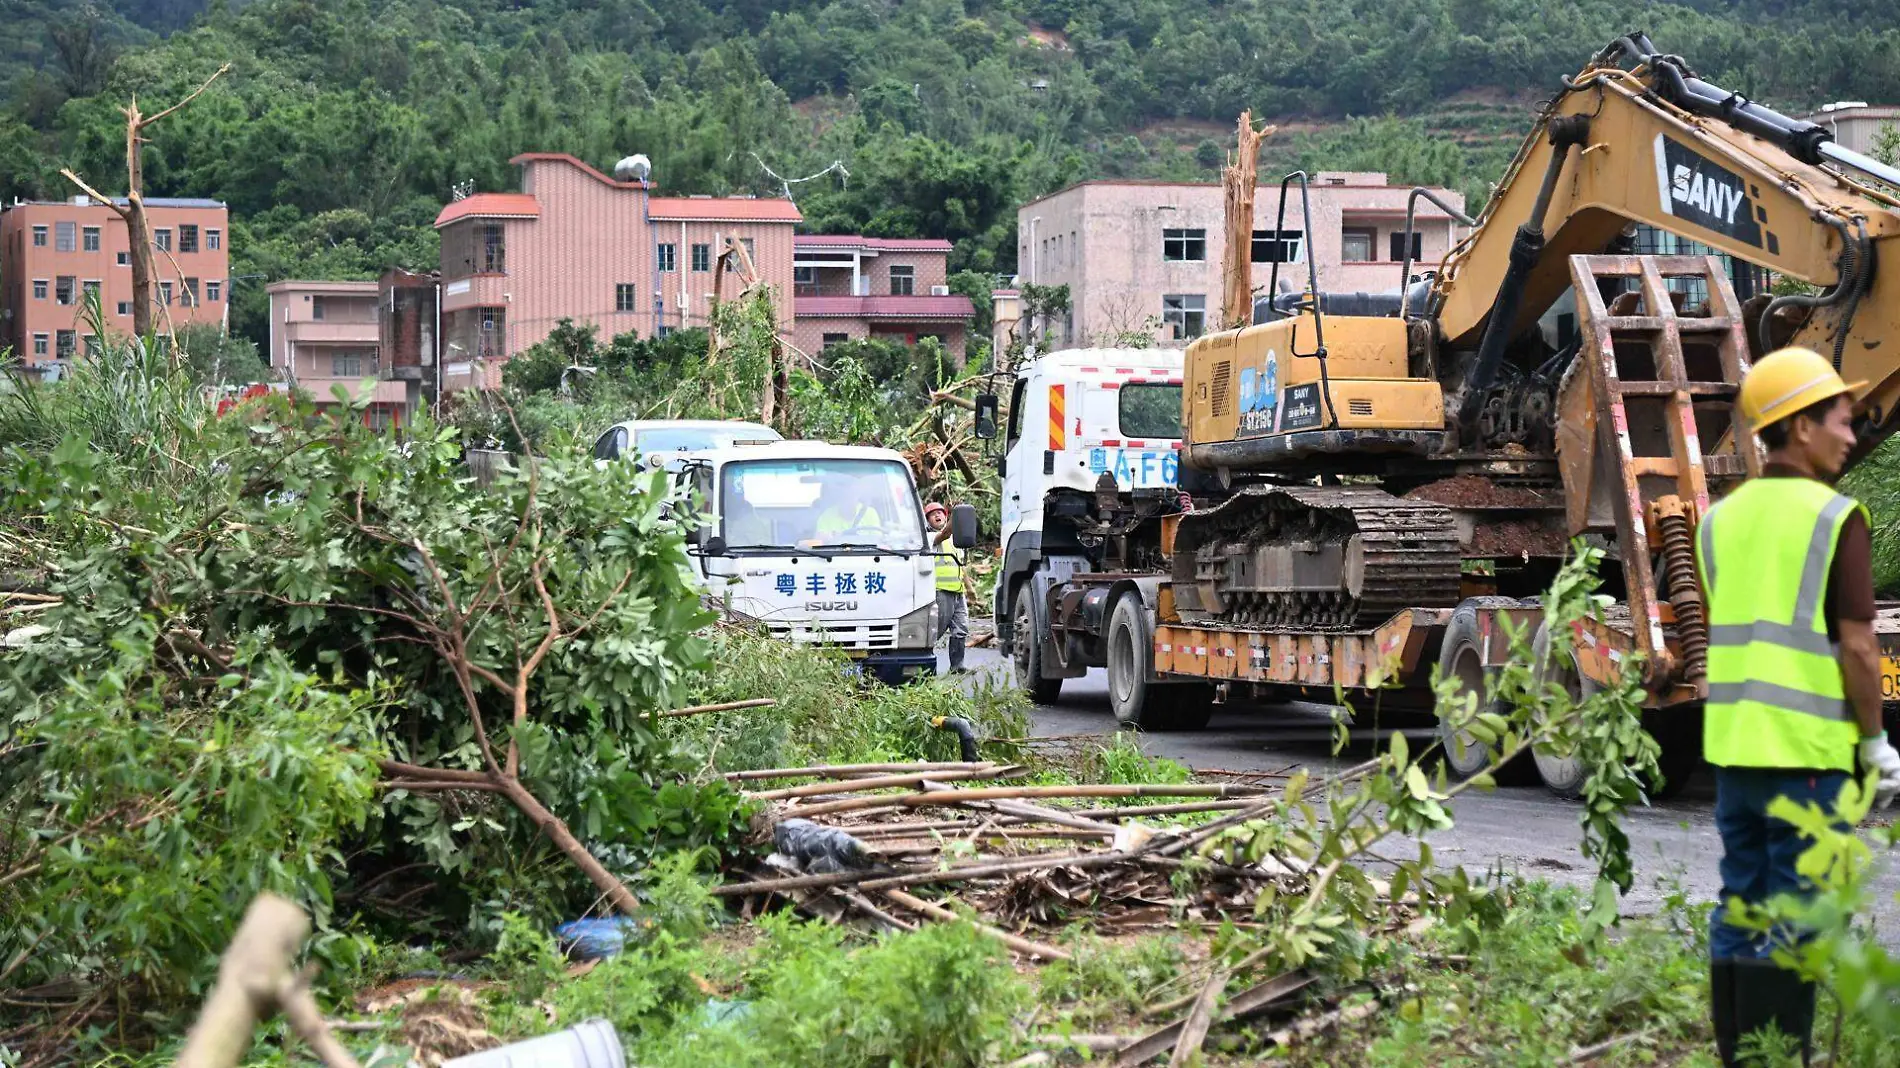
[806,600,858,612]
[1653,133,1765,249]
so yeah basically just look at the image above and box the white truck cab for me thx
[679,440,970,684]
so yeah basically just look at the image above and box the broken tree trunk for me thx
[1220,112,1273,330]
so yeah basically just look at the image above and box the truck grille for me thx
[767,621,898,650]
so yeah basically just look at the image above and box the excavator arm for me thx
[1430,33,1900,455]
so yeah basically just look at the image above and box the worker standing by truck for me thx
[1697,347,1900,1064]
[926,502,970,675]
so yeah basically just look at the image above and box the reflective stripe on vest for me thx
[935,544,964,592]
[1697,478,1863,771]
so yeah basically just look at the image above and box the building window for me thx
[82,280,101,301]
[1340,227,1377,263]
[481,224,505,273]
[160,281,174,306]
[32,279,47,300]
[822,333,849,348]
[54,221,76,252]
[82,226,100,252]
[154,228,172,252]
[332,354,363,377]
[180,224,199,253]
[741,238,755,261]
[55,276,75,305]
[478,308,505,358]
[311,296,325,320]
[207,229,222,251]
[1162,228,1206,262]
[657,325,676,339]
[1251,229,1305,264]
[117,251,129,266]
[56,330,75,358]
[116,301,130,316]
[32,225,47,247]
[793,265,815,286]
[83,335,100,358]
[656,243,676,272]
[889,265,915,296]
[32,334,47,356]
[691,243,710,272]
[1162,294,1207,340]
[1388,230,1424,262]
[206,280,222,302]
[615,283,637,312]
[184,278,200,306]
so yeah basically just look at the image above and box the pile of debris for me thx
[705,757,1403,1065]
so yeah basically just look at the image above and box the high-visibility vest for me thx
[935,543,964,592]
[1696,476,1864,771]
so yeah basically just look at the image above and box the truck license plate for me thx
[1883,656,1900,703]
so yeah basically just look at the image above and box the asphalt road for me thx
[948,645,1900,935]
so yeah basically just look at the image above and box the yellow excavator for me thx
[1163,32,1900,789]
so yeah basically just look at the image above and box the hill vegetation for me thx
[4,1,1899,352]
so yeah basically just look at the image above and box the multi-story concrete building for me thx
[0,195,229,366]
[1015,174,1467,347]
[433,153,800,386]
[789,236,976,360]
[265,280,408,422]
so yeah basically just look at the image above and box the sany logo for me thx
[1669,164,1743,224]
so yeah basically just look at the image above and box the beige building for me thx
[1015,174,1467,347]
[1801,102,1900,156]
[265,280,408,419]
[0,195,229,366]
[790,236,975,358]
[434,153,800,389]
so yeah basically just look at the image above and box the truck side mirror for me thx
[692,525,727,556]
[949,503,978,549]
[973,393,999,439]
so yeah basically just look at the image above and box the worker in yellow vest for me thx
[926,501,970,675]
[1696,346,1900,1065]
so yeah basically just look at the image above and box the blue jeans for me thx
[1709,766,1849,960]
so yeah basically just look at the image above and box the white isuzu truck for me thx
[678,439,974,684]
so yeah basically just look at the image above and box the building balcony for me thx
[440,274,508,312]
[294,376,409,406]
[284,320,378,343]
[793,293,975,321]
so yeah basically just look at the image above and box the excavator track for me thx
[1170,486,1462,630]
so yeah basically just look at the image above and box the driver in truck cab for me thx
[1696,346,1900,1065]
[806,481,887,546]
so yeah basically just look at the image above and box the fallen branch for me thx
[725,760,999,782]
[1167,969,1229,1068]
[1110,970,1315,1067]
[753,765,1022,801]
[659,697,777,719]
[881,888,1070,961]
[175,895,359,1068]
[791,782,1269,819]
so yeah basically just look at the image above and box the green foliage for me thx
[648,913,1029,1068]
[1841,437,1900,595]
[176,322,270,385]
[1037,934,1186,1027]
[1090,732,1193,786]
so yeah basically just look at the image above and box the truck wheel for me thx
[1529,617,1591,799]
[1436,598,1534,784]
[1644,707,1703,800]
[1107,595,1212,731]
[1011,583,1062,704]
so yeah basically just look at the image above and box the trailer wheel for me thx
[1011,582,1063,704]
[1106,595,1213,731]
[1643,707,1703,800]
[1436,598,1534,783]
[1529,617,1592,799]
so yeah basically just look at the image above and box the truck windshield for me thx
[719,458,925,553]
[636,425,781,454]
[1119,383,1183,439]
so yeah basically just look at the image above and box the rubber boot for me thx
[1711,959,1739,1066]
[1729,958,1815,1065]
[948,634,966,673]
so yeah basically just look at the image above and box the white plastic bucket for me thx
[441,1019,625,1068]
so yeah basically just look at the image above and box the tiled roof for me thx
[434,193,540,228]
[648,196,802,222]
[795,294,977,320]
[795,235,953,252]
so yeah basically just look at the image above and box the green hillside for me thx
[3,1,1898,347]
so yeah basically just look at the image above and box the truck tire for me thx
[1106,595,1213,731]
[1529,616,1591,799]
[1011,582,1063,704]
[1436,598,1534,784]
[1643,707,1702,801]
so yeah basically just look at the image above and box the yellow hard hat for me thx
[1739,347,1863,432]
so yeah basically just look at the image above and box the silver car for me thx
[592,419,783,471]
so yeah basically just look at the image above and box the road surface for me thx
[949,646,1900,934]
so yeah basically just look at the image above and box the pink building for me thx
[265,279,409,421]
[1015,174,1467,347]
[1,195,229,366]
[790,236,976,359]
[433,153,800,388]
